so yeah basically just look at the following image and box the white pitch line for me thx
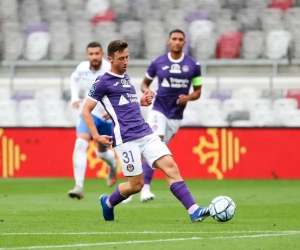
[0,232,299,250]
[0,230,299,236]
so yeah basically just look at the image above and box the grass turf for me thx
[0,179,300,250]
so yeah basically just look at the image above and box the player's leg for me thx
[99,141,143,220]
[94,118,117,187]
[68,115,91,199]
[140,110,167,202]
[142,135,210,222]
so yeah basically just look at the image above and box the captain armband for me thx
[192,77,202,86]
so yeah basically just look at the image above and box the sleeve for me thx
[192,62,202,86]
[145,59,157,80]
[70,65,81,103]
[87,77,107,102]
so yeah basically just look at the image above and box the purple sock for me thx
[142,161,154,185]
[170,181,196,210]
[108,186,127,207]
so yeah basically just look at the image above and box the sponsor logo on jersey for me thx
[161,78,189,88]
[88,84,96,97]
[162,66,169,70]
[119,95,129,105]
[118,93,139,105]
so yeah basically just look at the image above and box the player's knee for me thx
[74,138,89,152]
[165,160,180,177]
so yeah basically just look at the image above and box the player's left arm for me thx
[177,62,202,105]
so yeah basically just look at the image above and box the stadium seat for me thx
[216,31,243,59]
[250,109,275,127]
[12,89,35,102]
[0,99,17,112]
[18,100,40,113]
[181,109,202,126]
[35,88,62,100]
[265,30,292,59]
[0,112,19,126]
[209,89,232,102]
[269,0,293,11]
[237,8,260,31]
[0,88,11,100]
[231,120,255,127]
[285,89,300,108]
[198,98,222,112]
[261,89,285,100]
[19,111,42,127]
[273,98,298,110]
[227,110,250,123]
[246,98,272,112]
[242,31,264,59]
[233,87,261,100]
[24,31,50,61]
[222,98,246,120]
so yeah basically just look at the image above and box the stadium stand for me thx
[0,0,300,127]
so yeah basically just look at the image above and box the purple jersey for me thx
[88,71,153,147]
[146,53,201,119]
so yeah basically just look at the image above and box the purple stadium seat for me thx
[185,9,211,23]
[12,89,35,102]
[210,89,232,102]
[25,22,49,36]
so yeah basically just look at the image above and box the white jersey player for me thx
[68,42,118,200]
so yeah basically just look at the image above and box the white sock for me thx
[188,204,200,215]
[73,138,89,188]
[96,149,117,170]
[142,184,150,192]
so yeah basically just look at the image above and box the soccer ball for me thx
[209,196,236,222]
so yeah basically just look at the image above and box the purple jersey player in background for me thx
[82,40,209,222]
[123,29,202,203]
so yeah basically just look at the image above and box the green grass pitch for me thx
[0,179,300,250]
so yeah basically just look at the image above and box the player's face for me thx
[109,48,129,75]
[86,47,103,69]
[167,32,186,54]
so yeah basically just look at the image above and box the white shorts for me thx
[114,133,172,177]
[147,110,182,144]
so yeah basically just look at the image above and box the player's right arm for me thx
[82,79,112,146]
[70,64,83,109]
[141,59,156,94]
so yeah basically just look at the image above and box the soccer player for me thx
[68,42,118,200]
[124,29,202,203]
[82,40,209,222]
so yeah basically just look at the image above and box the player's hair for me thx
[107,40,128,57]
[169,29,185,38]
[86,42,102,50]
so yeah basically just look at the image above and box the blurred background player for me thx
[123,29,202,203]
[82,39,210,222]
[68,42,118,200]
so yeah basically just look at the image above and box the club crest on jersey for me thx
[169,64,181,73]
[127,164,134,172]
[121,79,131,88]
[182,65,189,72]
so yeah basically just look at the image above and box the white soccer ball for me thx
[209,196,236,222]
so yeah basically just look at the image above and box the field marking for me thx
[1,230,299,236]
[0,232,299,250]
